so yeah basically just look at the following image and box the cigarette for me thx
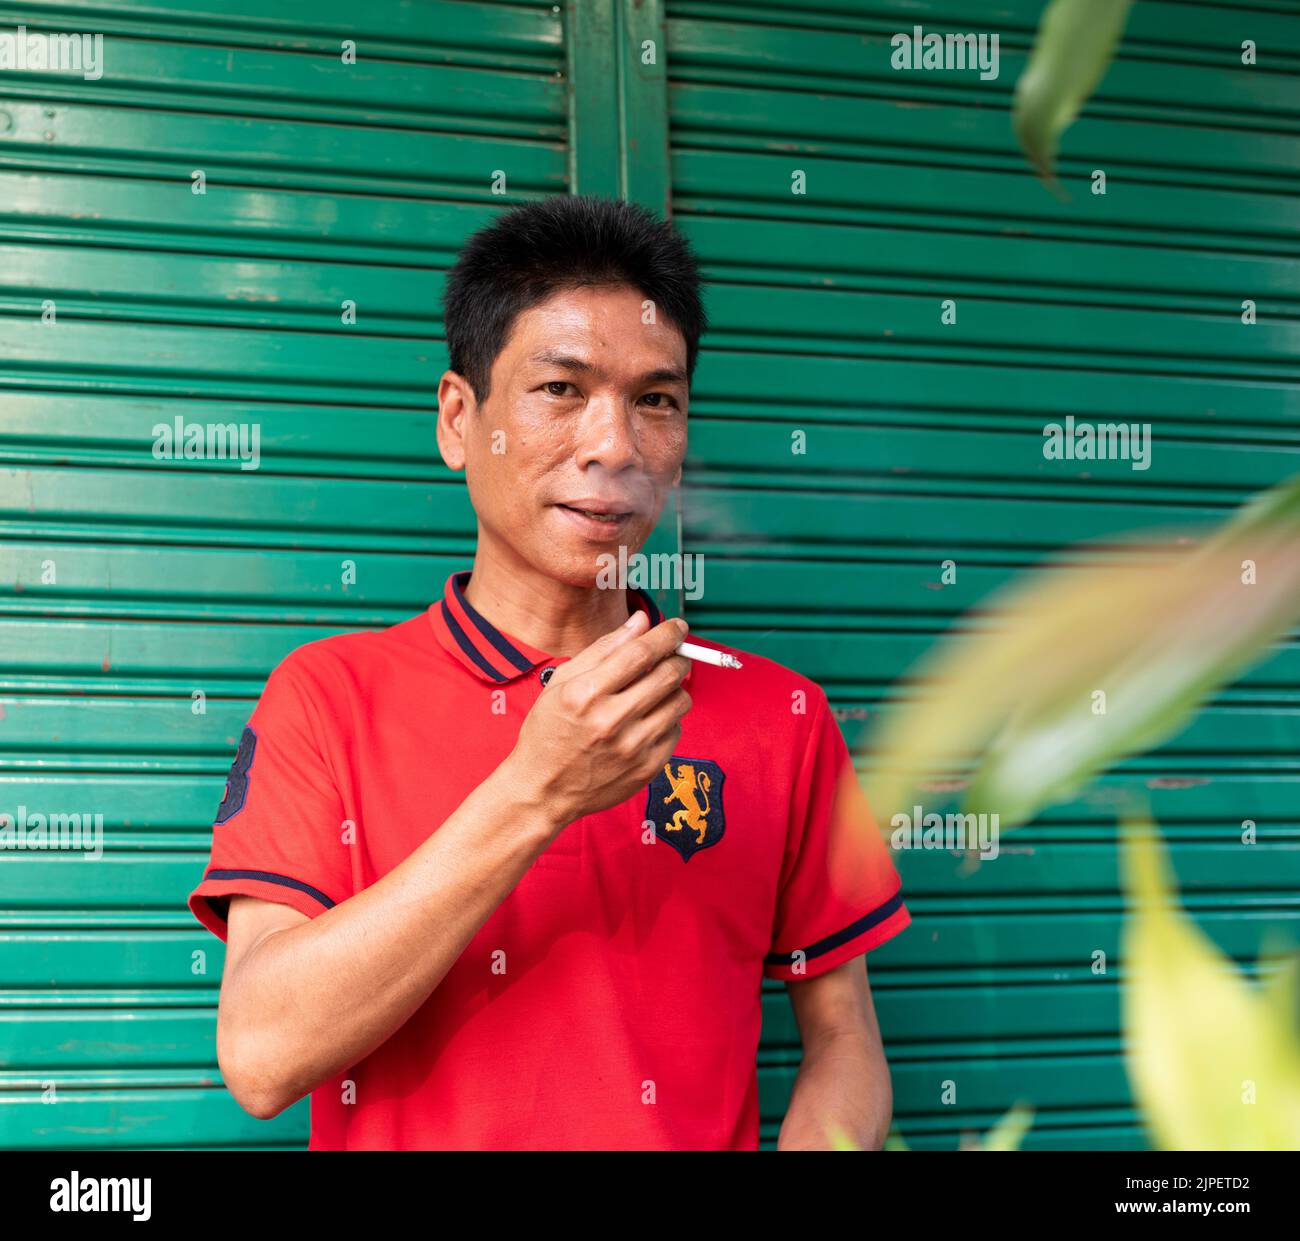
[677,640,743,670]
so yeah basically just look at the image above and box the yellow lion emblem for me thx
[661,761,712,845]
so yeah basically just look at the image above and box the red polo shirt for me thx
[189,570,911,1149]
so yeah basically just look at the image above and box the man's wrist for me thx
[489,754,568,853]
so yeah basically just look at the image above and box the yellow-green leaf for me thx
[866,475,1300,832]
[1121,819,1300,1150]
[1013,0,1134,187]
[975,1103,1035,1150]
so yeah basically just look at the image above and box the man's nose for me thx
[573,395,641,472]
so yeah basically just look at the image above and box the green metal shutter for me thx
[3,0,1297,1154]
[665,0,1300,1148]
[0,0,582,1149]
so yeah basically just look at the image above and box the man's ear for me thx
[435,371,473,471]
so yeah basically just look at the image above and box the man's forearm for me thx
[217,756,561,1117]
[776,1031,893,1151]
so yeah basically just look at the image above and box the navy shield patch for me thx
[215,726,257,825]
[646,756,725,861]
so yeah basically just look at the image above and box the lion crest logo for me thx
[645,756,726,861]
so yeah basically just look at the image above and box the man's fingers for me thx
[547,611,689,700]
[550,607,650,682]
[597,617,689,695]
[623,686,692,763]
[615,653,691,720]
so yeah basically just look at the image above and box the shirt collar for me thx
[428,569,682,685]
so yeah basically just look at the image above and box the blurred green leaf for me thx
[1120,818,1300,1149]
[975,1102,1035,1150]
[828,1121,861,1150]
[1013,0,1134,188]
[965,475,1300,824]
[867,475,1300,831]
[845,1110,1031,1151]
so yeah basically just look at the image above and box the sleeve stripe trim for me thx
[763,889,905,967]
[202,869,336,910]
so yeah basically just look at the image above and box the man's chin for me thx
[531,526,652,589]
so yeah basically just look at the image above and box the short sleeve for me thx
[764,687,911,981]
[188,653,353,943]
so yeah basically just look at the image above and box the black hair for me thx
[442,194,708,404]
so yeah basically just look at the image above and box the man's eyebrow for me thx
[527,350,688,387]
[638,366,689,386]
[528,350,596,374]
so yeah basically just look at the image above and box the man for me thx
[188,194,911,1150]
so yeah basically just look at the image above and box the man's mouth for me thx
[555,502,634,525]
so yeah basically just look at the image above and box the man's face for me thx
[438,283,689,586]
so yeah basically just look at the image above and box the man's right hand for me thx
[505,610,693,829]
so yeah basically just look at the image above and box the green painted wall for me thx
[0,0,1296,1149]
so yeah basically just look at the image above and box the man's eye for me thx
[543,381,573,397]
[641,392,679,409]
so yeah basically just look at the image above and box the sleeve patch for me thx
[215,726,257,825]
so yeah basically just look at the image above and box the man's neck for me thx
[461,545,634,658]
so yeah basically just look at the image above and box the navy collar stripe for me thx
[436,569,669,684]
[450,571,535,673]
[440,599,511,682]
